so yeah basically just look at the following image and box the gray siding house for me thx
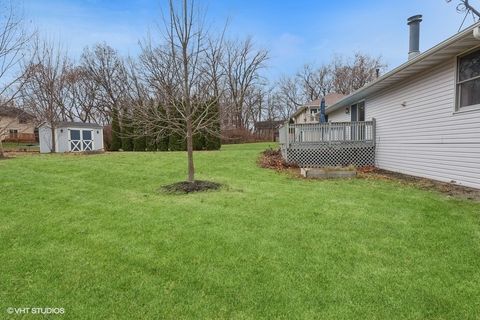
[326,20,480,189]
[39,122,104,153]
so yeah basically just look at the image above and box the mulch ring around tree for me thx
[161,180,223,194]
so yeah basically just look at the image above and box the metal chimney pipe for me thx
[407,15,422,60]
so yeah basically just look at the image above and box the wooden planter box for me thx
[300,167,357,179]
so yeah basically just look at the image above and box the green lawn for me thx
[1,141,39,152]
[1,143,480,319]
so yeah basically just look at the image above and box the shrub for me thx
[121,112,134,151]
[133,136,147,151]
[221,128,257,144]
[145,136,157,151]
[193,133,205,151]
[169,133,186,151]
[157,136,170,151]
[110,108,122,151]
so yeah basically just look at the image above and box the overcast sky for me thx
[21,0,480,80]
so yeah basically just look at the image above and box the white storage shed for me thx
[39,122,104,153]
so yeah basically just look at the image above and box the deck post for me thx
[372,118,376,146]
[285,122,289,162]
[328,122,332,146]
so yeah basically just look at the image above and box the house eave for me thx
[326,21,480,113]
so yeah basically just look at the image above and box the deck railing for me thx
[279,120,376,146]
[279,120,377,167]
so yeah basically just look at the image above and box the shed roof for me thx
[40,121,103,129]
[327,22,480,113]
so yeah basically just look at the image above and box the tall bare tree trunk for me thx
[186,118,194,182]
[50,126,56,153]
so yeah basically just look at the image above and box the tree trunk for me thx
[50,125,56,153]
[186,118,195,182]
[0,139,5,158]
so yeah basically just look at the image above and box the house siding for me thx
[328,107,350,122]
[366,58,480,189]
[0,116,35,141]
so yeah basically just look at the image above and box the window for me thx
[9,129,18,139]
[70,129,80,140]
[457,48,480,110]
[350,101,365,121]
[82,130,92,140]
[310,108,318,115]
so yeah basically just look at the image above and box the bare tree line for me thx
[1,1,385,136]
[0,0,386,180]
[272,54,386,122]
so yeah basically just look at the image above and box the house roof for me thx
[255,120,285,130]
[0,106,35,122]
[327,21,480,113]
[40,121,103,129]
[291,93,346,119]
[304,93,347,107]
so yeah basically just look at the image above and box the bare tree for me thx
[272,54,384,121]
[273,63,332,121]
[21,38,69,152]
[331,52,385,94]
[0,1,32,157]
[64,65,103,123]
[224,37,268,129]
[297,63,332,102]
[275,75,303,117]
[132,0,223,183]
[81,43,128,122]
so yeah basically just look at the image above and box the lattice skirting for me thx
[283,143,375,167]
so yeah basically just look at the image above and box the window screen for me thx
[457,49,480,109]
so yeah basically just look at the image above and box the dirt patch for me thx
[161,180,223,194]
[258,148,298,171]
[258,151,480,200]
[359,168,480,201]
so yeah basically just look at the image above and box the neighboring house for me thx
[254,120,285,141]
[0,106,37,143]
[325,17,480,189]
[39,122,104,153]
[290,93,346,124]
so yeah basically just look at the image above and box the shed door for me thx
[82,130,93,151]
[69,129,94,152]
[70,130,81,151]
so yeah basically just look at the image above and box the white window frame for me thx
[455,46,480,112]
